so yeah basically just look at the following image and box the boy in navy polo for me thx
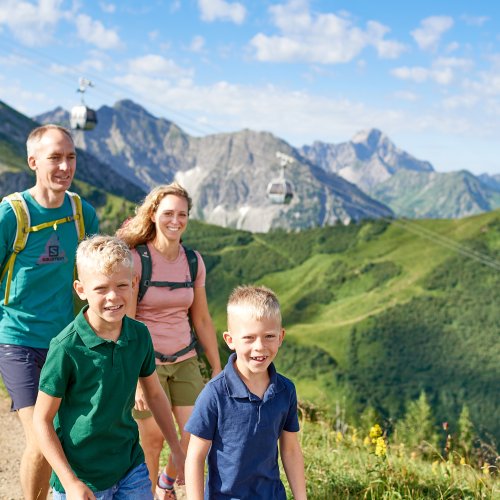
[33,235,185,499]
[185,285,306,500]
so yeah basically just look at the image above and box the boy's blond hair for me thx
[76,235,133,277]
[227,285,282,324]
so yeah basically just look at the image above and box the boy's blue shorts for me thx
[0,344,48,411]
[52,462,153,499]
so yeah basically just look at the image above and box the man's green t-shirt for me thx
[0,190,99,348]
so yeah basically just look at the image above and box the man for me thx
[0,124,98,499]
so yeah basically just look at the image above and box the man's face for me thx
[28,129,76,194]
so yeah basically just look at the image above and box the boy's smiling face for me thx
[74,262,135,335]
[223,309,284,380]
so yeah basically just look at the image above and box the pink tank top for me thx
[132,243,206,364]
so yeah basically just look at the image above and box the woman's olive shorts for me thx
[133,356,205,419]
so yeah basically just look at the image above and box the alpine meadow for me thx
[1,100,499,498]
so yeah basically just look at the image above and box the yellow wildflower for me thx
[336,431,343,443]
[374,437,387,457]
[369,424,383,440]
[351,429,358,444]
[460,457,466,465]
[363,436,371,447]
[482,464,490,477]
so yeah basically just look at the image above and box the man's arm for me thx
[33,391,95,499]
[279,430,307,500]
[185,434,211,500]
[139,371,185,483]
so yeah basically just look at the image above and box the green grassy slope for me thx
[183,212,500,444]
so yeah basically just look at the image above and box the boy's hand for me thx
[65,478,96,499]
[171,447,186,485]
[134,386,149,411]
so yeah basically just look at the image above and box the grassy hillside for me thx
[182,212,500,449]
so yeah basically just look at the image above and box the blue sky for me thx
[0,0,499,175]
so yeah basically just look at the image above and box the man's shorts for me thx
[133,356,204,419]
[0,344,48,411]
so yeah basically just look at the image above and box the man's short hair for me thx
[26,124,74,158]
[76,235,133,277]
[227,285,282,324]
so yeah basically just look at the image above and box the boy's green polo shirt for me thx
[39,306,156,493]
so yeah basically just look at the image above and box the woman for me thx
[117,183,221,499]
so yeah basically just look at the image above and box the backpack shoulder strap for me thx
[1,192,31,305]
[3,192,30,253]
[136,244,152,302]
[183,245,198,283]
[66,191,85,241]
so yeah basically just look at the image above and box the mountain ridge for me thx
[35,100,393,232]
[34,98,499,223]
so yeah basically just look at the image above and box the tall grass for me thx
[286,416,499,499]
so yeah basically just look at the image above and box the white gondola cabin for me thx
[267,151,295,204]
[70,105,97,130]
[70,77,97,131]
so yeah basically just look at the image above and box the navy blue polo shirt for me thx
[185,352,300,499]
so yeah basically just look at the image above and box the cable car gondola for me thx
[266,151,295,204]
[70,78,98,131]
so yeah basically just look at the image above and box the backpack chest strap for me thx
[146,280,195,290]
[29,214,78,233]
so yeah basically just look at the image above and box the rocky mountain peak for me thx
[351,128,384,146]
[113,99,154,117]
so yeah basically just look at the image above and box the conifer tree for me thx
[395,391,438,456]
[458,404,475,460]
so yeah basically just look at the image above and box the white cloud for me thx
[442,94,479,110]
[250,2,406,64]
[170,0,181,13]
[99,2,116,14]
[411,16,454,51]
[461,15,489,27]
[189,35,205,52]
[198,0,246,24]
[393,90,418,102]
[75,14,121,50]
[445,41,460,53]
[127,55,194,80]
[392,66,430,83]
[391,57,472,86]
[0,0,64,46]
[149,30,160,41]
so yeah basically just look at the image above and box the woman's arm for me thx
[33,392,96,499]
[279,430,307,500]
[190,286,221,376]
[185,434,211,500]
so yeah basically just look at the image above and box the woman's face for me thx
[152,194,189,242]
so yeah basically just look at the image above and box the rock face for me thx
[35,100,393,231]
[300,128,434,192]
[300,129,500,218]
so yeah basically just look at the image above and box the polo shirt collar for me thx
[224,352,284,401]
[74,305,133,349]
